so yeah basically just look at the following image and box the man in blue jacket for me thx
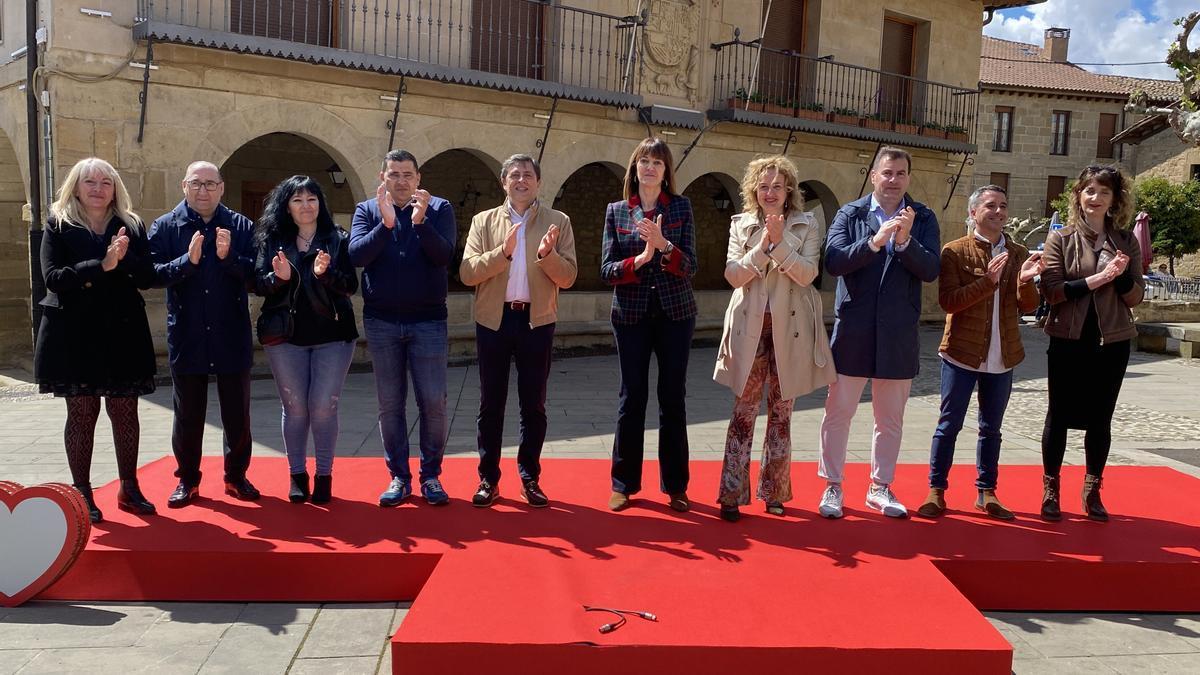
[350,150,456,507]
[149,161,260,507]
[817,147,941,519]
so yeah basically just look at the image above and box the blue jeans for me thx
[264,340,356,476]
[928,358,1013,490]
[364,316,448,485]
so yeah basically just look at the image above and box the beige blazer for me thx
[459,201,577,330]
[713,210,836,401]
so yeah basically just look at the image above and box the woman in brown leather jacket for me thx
[1038,165,1144,522]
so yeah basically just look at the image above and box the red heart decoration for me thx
[0,482,92,607]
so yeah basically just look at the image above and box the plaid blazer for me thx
[600,192,697,324]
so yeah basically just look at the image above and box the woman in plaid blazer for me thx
[600,138,698,513]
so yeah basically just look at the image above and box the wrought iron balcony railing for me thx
[135,1,645,107]
[710,34,978,150]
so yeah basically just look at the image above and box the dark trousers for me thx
[928,359,1013,490]
[171,370,253,485]
[611,313,695,495]
[1042,335,1130,478]
[475,308,555,484]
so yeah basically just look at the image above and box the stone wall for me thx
[417,149,506,290]
[1131,128,1200,184]
[551,162,624,292]
[973,91,1129,219]
[0,131,29,368]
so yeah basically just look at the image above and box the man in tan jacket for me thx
[459,154,577,508]
[916,184,1042,520]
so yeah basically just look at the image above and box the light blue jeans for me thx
[264,340,356,476]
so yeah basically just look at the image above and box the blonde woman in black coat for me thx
[35,158,158,522]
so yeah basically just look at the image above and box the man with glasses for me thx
[350,150,456,507]
[149,161,260,507]
[459,154,577,508]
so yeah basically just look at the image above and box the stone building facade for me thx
[0,0,1038,367]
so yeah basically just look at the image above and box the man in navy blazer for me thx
[816,146,940,519]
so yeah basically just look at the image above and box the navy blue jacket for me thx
[824,193,941,379]
[600,192,698,325]
[348,196,456,322]
[148,201,255,375]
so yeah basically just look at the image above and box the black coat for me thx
[34,216,157,396]
[254,226,359,346]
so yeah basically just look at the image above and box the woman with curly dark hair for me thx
[254,176,359,505]
[1038,164,1144,522]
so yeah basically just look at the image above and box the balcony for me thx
[134,1,645,107]
[709,34,978,153]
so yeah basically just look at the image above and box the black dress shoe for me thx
[311,475,332,505]
[521,479,549,508]
[224,477,261,501]
[167,482,199,509]
[471,480,499,507]
[117,480,157,515]
[74,483,103,523]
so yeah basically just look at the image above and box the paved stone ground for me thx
[1,323,1198,674]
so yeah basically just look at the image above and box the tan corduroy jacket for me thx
[459,201,578,330]
[938,233,1040,369]
[713,211,836,401]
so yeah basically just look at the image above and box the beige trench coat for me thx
[713,211,836,401]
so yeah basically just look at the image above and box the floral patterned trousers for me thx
[718,314,794,506]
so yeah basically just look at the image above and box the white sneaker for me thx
[866,483,908,518]
[818,483,844,519]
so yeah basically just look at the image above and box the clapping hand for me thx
[102,227,129,272]
[503,222,521,258]
[893,207,915,245]
[312,249,331,277]
[376,183,397,229]
[272,250,292,281]
[409,189,431,224]
[761,213,785,251]
[215,227,231,260]
[1106,251,1130,279]
[187,230,204,265]
[985,252,1009,285]
[636,214,667,251]
[1019,251,1045,283]
[538,224,560,259]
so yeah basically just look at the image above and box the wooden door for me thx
[471,0,546,79]
[879,18,915,123]
[232,0,340,48]
[758,1,807,109]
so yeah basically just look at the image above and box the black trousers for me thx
[475,308,555,484]
[171,370,253,485]
[610,311,695,495]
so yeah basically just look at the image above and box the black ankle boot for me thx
[74,483,102,523]
[1040,474,1061,522]
[117,479,157,515]
[289,472,310,504]
[311,474,332,505]
[1082,474,1108,522]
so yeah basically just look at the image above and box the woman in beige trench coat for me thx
[713,156,836,521]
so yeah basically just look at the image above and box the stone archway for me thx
[798,179,841,292]
[682,172,740,290]
[0,130,32,368]
[219,133,363,227]
[551,161,624,291]
[417,148,506,290]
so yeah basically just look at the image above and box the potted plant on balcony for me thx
[944,124,969,143]
[862,112,892,131]
[828,106,861,126]
[764,96,793,117]
[796,101,824,121]
[919,121,945,138]
[747,91,768,112]
[727,87,750,110]
[894,119,920,135]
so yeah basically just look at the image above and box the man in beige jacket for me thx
[459,154,577,508]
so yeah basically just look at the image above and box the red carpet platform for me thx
[37,457,1200,674]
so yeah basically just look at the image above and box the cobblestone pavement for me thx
[1,324,1198,673]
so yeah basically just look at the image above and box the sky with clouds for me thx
[984,0,1193,80]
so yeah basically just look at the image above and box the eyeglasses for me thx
[185,180,223,192]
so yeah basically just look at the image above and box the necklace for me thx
[297,231,315,249]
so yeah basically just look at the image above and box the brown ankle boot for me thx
[976,489,1015,521]
[916,488,946,518]
[1082,474,1108,522]
[1040,475,1061,522]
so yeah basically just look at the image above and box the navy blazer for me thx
[824,193,941,379]
[148,201,256,375]
[600,192,697,324]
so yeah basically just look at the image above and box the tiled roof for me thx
[1095,74,1183,103]
[981,36,1129,96]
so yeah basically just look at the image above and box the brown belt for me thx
[506,301,529,311]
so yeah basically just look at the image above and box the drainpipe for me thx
[26,0,44,348]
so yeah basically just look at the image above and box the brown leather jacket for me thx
[1040,225,1144,343]
[938,233,1040,369]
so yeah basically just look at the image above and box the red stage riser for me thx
[26,457,1200,675]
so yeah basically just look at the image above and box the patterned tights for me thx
[65,396,141,486]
